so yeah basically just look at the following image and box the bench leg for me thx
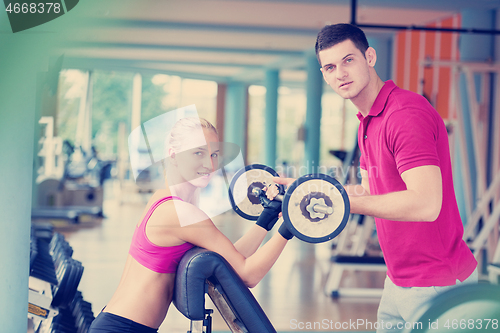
[188,309,213,333]
[324,264,344,297]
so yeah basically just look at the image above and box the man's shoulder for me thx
[388,85,430,107]
[384,86,437,118]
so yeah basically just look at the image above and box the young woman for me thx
[89,117,292,333]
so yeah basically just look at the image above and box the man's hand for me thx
[263,177,296,218]
[265,177,295,199]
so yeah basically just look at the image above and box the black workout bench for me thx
[173,247,276,333]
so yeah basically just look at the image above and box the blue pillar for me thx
[457,9,495,216]
[454,143,467,224]
[224,82,248,164]
[304,51,323,174]
[0,20,39,332]
[367,36,392,82]
[264,70,279,168]
[32,57,62,208]
[487,10,500,187]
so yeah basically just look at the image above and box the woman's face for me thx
[173,128,220,188]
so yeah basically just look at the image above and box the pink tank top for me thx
[129,196,194,273]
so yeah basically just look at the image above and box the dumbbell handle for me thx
[252,187,284,202]
[309,204,333,215]
[252,187,332,215]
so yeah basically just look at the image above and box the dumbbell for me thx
[50,233,84,309]
[228,164,350,243]
[30,237,59,285]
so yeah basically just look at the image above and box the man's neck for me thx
[352,72,385,117]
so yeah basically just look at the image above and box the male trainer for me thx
[273,23,477,332]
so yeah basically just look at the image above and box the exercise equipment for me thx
[31,206,103,225]
[33,124,110,224]
[488,263,500,284]
[29,224,94,333]
[29,228,60,329]
[37,117,65,183]
[34,112,115,226]
[228,164,350,243]
[50,233,85,309]
[325,253,386,298]
[325,213,387,298]
[403,283,500,333]
[324,140,387,298]
[40,291,95,333]
[420,60,500,277]
[173,247,276,333]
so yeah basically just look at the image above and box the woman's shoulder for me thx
[149,192,210,228]
[170,200,210,227]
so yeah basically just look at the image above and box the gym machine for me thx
[325,141,387,298]
[33,117,111,225]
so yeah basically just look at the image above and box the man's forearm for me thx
[344,184,369,197]
[349,190,439,222]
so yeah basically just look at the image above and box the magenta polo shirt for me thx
[357,80,477,287]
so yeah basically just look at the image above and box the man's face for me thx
[318,39,374,101]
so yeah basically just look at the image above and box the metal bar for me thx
[350,0,357,25]
[264,69,279,168]
[453,70,474,219]
[207,282,248,333]
[421,60,500,72]
[311,204,333,215]
[65,41,305,57]
[470,201,500,253]
[488,264,500,284]
[85,18,323,36]
[75,71,89,149]
[494,75,500,206]
[252,187,332,215]
[335,288,384,298]
[64,57,265,70]
[431,22,441,108]
[416,30,425,96]
[332,263,387,271]
[84,12,500,36]
[356,23,500,35]
[348,0,500,35]
[448,16,460,121]
[464,70,485,197]
[493,238,500,263]
[464,172,500,241]
[403,30,411,91]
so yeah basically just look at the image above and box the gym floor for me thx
[44,180,384,332]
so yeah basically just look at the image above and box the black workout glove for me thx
[278,222,294,240]
[255,186,284,231]
[255,196,281,231]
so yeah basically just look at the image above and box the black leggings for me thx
[89,312,158,333]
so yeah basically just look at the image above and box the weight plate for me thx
[282,174,350,243]
[228,164,279,220]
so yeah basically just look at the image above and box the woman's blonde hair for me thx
[167,117,218,155]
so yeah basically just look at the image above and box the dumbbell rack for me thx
[29,224,95,333]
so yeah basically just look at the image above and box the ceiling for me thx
[61,0,500,87]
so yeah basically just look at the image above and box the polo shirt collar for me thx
[356,80,397,121]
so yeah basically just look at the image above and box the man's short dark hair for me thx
[315,24,369,65]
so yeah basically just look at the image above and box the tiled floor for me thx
[52,181,383,332]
